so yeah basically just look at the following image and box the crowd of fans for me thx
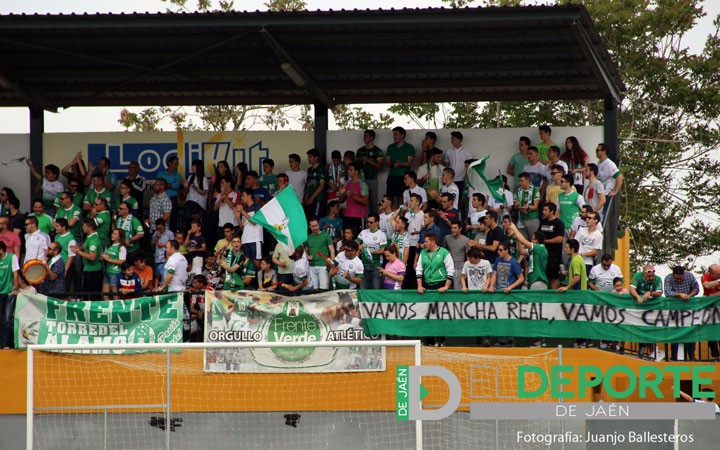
[0,126,715,360]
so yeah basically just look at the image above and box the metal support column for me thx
[603,96,620,256]
[314,101,328,164]
[29,105,44,197]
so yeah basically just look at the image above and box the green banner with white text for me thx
[14,293,184,351]
[359,290,720,343]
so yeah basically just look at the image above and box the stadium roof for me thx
[0,5,624,112]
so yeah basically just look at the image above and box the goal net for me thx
[27,342,558,450]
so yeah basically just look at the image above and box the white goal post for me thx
[26,340,423,450]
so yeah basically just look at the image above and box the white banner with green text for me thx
[359,290,720,343]
[204,289,384,373]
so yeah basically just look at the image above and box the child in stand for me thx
[117,262,142,299]
[257,256,278,291]
[18,272,37,295]
[612,277,629,295]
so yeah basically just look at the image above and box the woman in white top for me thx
[183,159,209,220]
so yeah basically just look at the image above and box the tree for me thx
[120,0,313,132]
[439,0,720,271]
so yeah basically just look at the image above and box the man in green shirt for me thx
[356,129,385,214]
[91,197,112,250]
[304,148,327,218]
[629,264,663,358]
[535,124,557,164]
[0,241,19,348]
[53,217,77,293]
[415,232,454,293]
[219,236,245,292]
[305,218,334,290]
[83,173,112,215]
[29,199,53,235]
[558,239,587,292]
[115,201,145,260]
[385,126,415,205]
[54,191,83,242]
[53,180,84,211]
[70,218,103,293]
[558,175,584,230]
[510,222,549,290]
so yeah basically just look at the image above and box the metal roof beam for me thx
[259,27,335,109]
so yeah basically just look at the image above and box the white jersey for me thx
[165,251,188,292]
[241,208,263,244]
[440,182,460,209]
[588,263,623,292]
[402,185,427,208]
[461,260,493,290]
[405,210,424,246]
[597,158,621,194]
[332,251,364,289]
[286,170,307,200]
[575,227,603,266]
[24,230,51,264]
[379,211,395,241]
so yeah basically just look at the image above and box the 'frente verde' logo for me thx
[267,301,323,362]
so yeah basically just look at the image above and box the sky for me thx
[0,0,718,133]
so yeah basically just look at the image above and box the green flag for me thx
[250,187,308,252]
[467,156,505,202]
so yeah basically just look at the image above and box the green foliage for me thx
[332,105,394,131]
[440,0,720,271]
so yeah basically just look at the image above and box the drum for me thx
[22,259,48,285]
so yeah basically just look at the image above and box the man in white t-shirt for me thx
[286,153,307,200]
[156,240,188,292]
[23,216,51,264]
[402,171,427,210]
[596,143,624,196]
[588,254,623,292]
[235,188,264,266]
[461,246,492,292]
[522,146,546,190]
[329,240,364,290]
[574,211,603,273]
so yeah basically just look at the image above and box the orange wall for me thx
[4,348,718,415]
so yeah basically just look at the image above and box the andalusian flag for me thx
[250,187,308,252]
[467,156,506,202]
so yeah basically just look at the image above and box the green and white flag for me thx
[467,156,505,202]
[251,187,307,252]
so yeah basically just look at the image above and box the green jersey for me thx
[558,191,582,229]
[387,142,416,177]
[223,249,245,291]
[527,243,549,287]
[54,191,83,210]
[535,141,557,162]
[514,186,540,221]
[0,252,19,294]
[29,213,53,235]
[259,173,278,195]
[94,210,112,249]
[115,215,144,253]
[55,205,83,242]
[104,242,126,274]
[54,232,77,263]
[83,188,112,210]
[82,232,103,272]
[305,164,326,204]
[630,272,662,296]
[356,145,384,180]
[305,232,333,267]
[231,298,256,321]
[115,196,138,214]
[568,254,587,290]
